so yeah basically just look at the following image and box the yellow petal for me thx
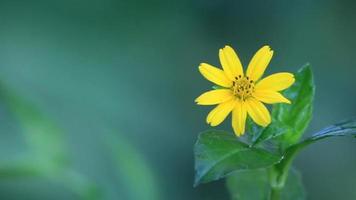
[199,63,232,87]
[206,99,235,126]
[255,72,295,91]
[195,89,234,105]
[246,46,274,81]
[253,90,291,104]
[245,98,271,127]
[219,45,244,80]
[232,99,247,136]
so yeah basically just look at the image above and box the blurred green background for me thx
[0,0,355,199]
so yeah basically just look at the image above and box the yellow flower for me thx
[195,45,295,136]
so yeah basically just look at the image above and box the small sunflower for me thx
[195,45,295,136]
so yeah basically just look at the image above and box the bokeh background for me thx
[0,0,355,199]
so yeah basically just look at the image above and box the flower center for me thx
[232,75,255,100]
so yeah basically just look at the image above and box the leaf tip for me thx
[193,175,202,187]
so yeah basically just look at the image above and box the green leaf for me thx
[273,64,315,146]
[0,161,41,178]
[304,118,356,142]
[253,64,315,148]
[253,120,293,146]
[281,169,306,200]
[269,118,356,193]
[224,118,355,200]
[245,118,263,144]
[0,82,68,170]
[226,168,305,200]
[284,118,356,159]
[194,130,281,186]
[53,169,102,200]
[226,169,269,200]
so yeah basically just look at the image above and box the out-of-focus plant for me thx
[194,45,356,200]
[0,81,160,200]
[0,82,101,200]
[107,134,161,200]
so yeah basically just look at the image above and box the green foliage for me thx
[194,64,356,200]
[253,64,315,149]
[280,169,305,200]
[226,169,269,200]
[273,64,315,147]
[278,118,356,175]
[194,130,281,186]
[251,120,293,148]
[226,168,305,200]
[0,82,101,200]
[0,161,41,178]
[0,82,69,172]
[301,118,356,143]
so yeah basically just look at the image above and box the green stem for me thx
[269,165,283,200]
[269,140,311,200]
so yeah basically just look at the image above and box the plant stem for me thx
[267,134,323,200]
[269,165,283,200]
[268,142,310,200]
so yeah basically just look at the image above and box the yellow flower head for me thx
[195,45,295,136]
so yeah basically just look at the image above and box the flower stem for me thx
[269,142,309,200]
[269,165,283,200]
